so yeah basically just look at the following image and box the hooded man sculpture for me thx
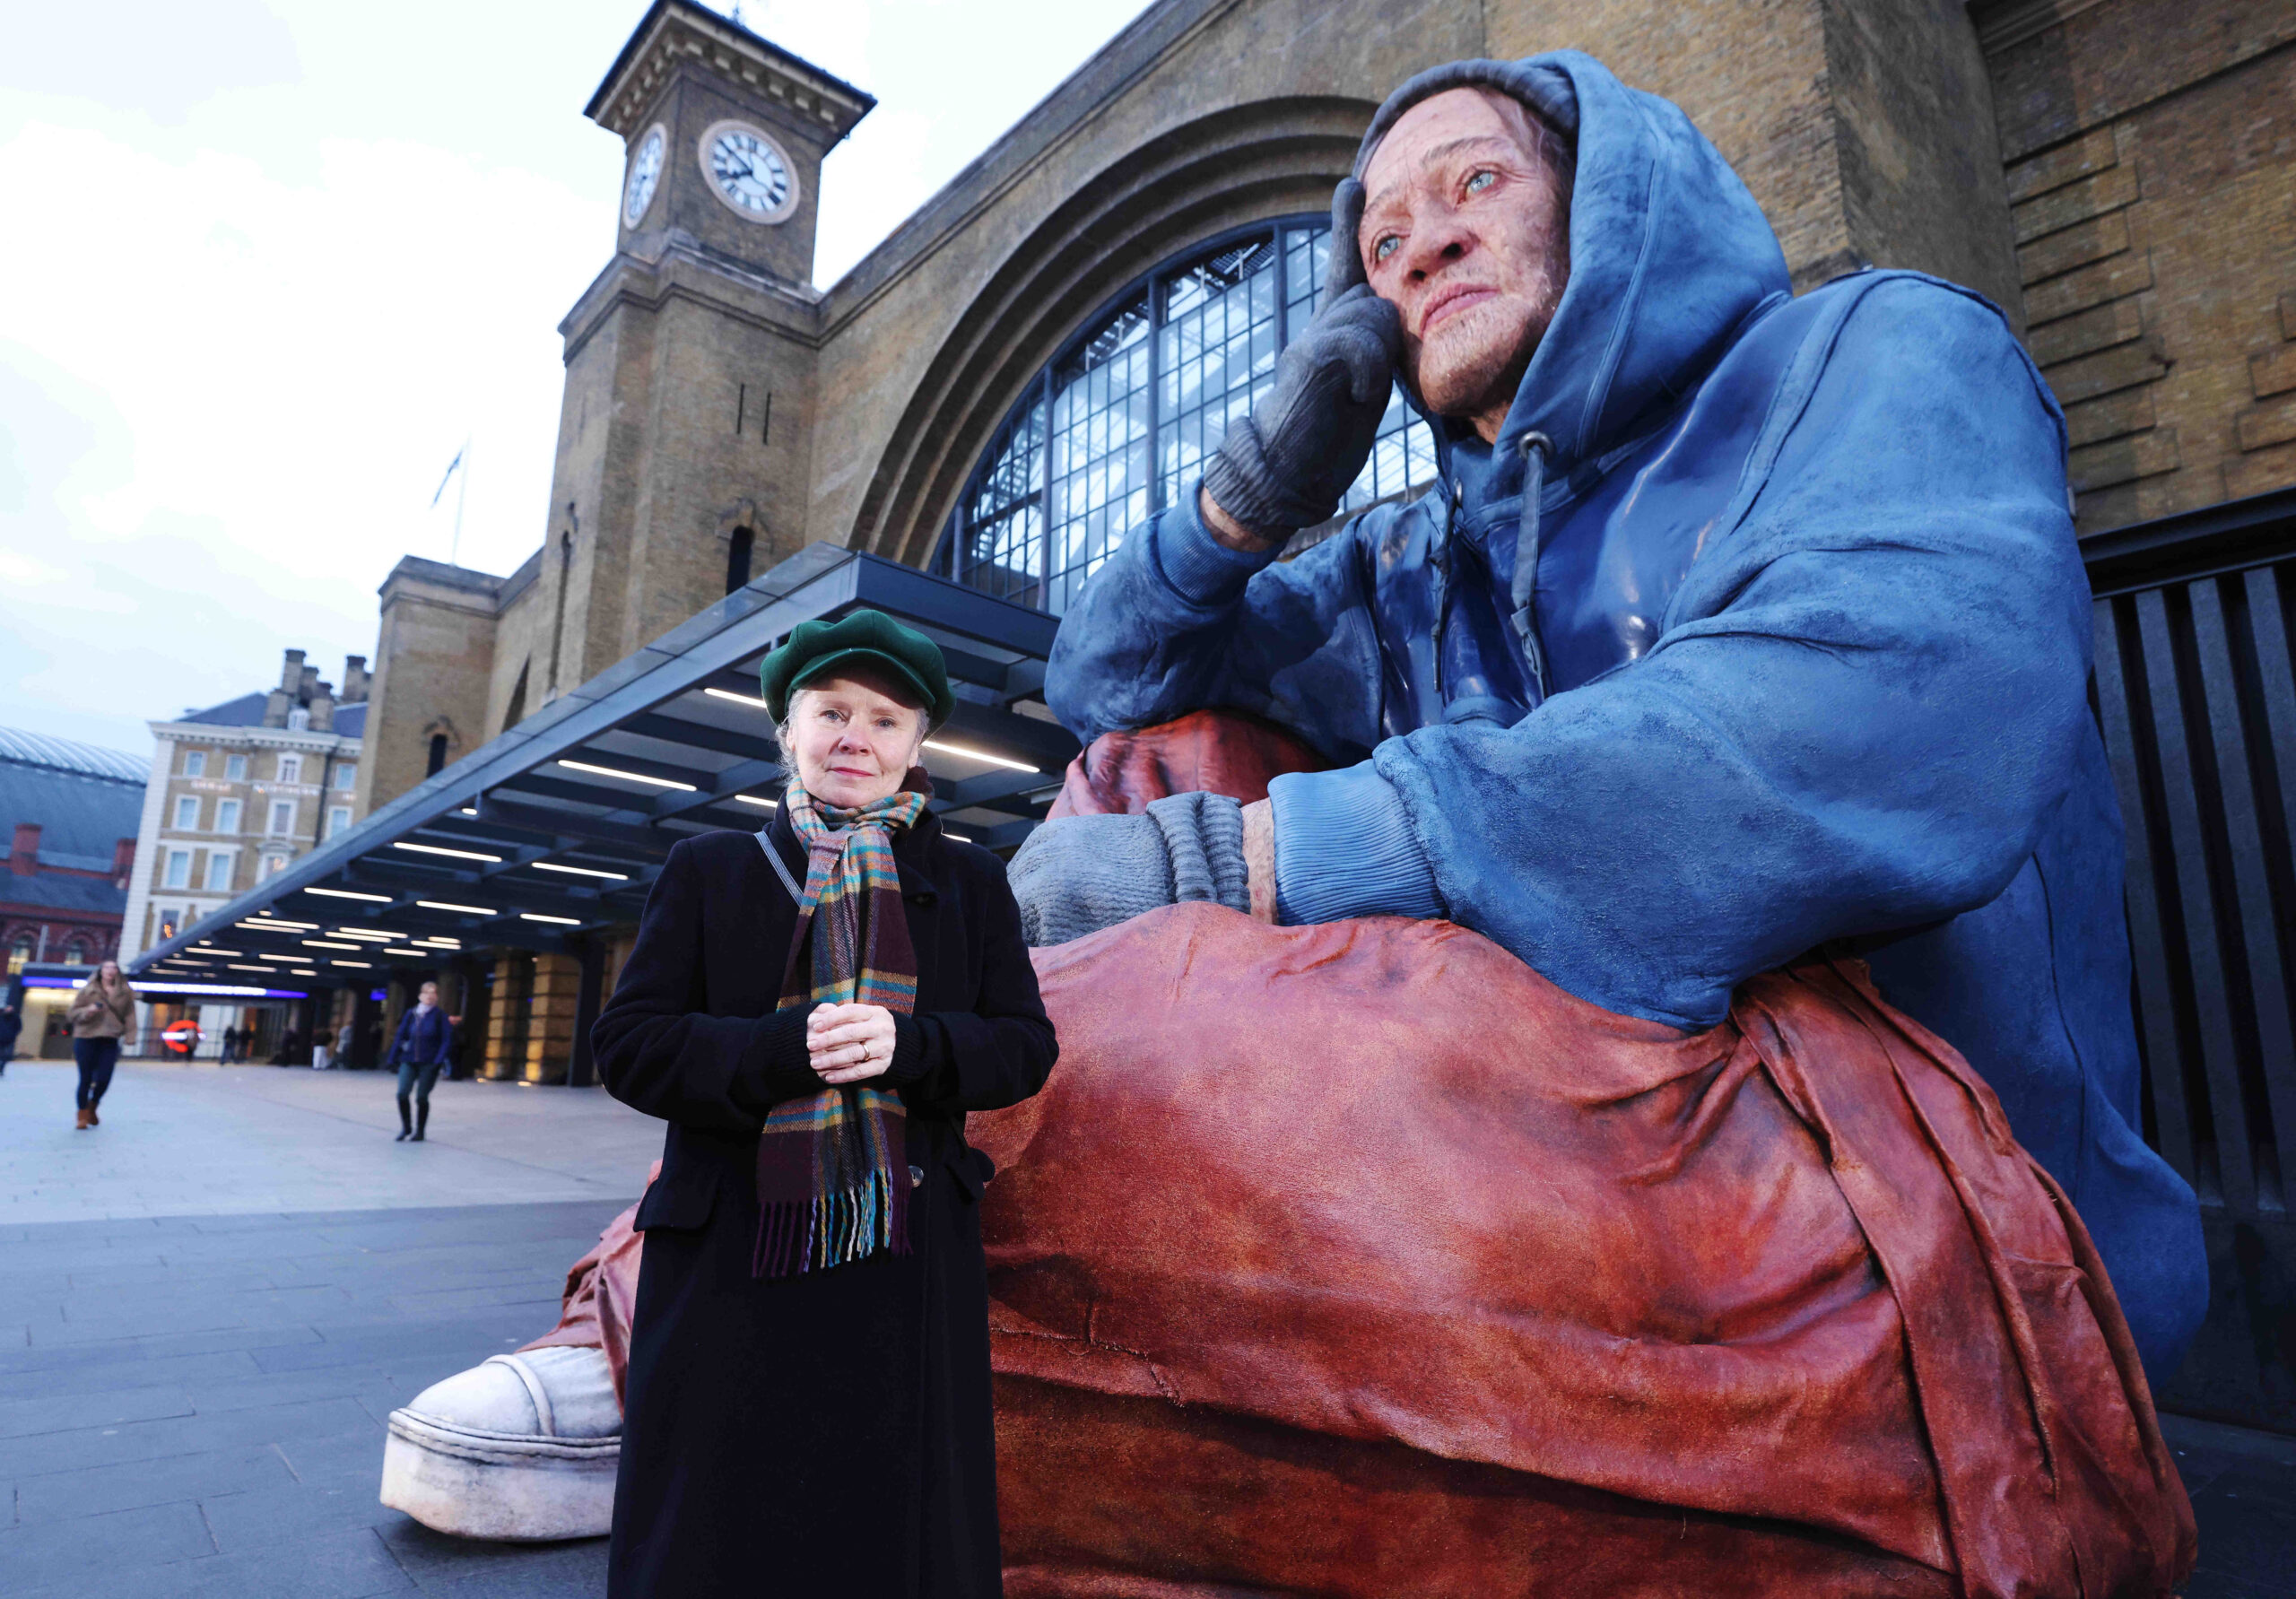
[1011,51,2207,1381]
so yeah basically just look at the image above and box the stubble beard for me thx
[1406,270,1565,426]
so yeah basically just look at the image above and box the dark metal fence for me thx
[2083,485,2296,1432]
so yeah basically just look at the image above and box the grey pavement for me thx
[4,1060,2293,1595]
[0,1059,663,1224]
[0,1060,656,1595]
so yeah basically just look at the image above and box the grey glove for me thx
[1200,178,1404,538]
[1008,793,1249,947]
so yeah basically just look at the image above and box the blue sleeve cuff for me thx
[1267,761,1443,926]
[1154,484,1281,606]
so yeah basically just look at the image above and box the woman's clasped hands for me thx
[807,1002,898,1084]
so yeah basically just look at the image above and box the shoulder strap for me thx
[756,828,804,905]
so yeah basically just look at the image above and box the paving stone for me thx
[0,1397,377,1481]
[0,1499,213,1595]
[198,1482,401,1553]
[11,1444,300,1523]
[0,1387,195,1442]
[29,1525,415,1598]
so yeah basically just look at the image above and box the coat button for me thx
[908,1164,925,1189]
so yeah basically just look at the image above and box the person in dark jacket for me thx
[0,999,20,1073]
[388,982,454,1142]
[596,609,1057,1599]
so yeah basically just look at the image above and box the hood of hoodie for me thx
[1354,51,1791,480]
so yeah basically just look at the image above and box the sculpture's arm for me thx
[1045,492,1391,761]
[900,853,1059,1115]
[1268,277,2090,1028]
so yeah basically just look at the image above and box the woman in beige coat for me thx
[67,960,135,1129]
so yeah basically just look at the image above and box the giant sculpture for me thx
[387,48,2206,1597]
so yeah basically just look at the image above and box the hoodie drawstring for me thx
[1510,431,1554,700]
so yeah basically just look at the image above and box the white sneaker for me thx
[380,1344,621,1541]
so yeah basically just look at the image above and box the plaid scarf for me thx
[753,779,931,1279]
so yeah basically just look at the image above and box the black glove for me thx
[1200,178,1403,539]
[1008,794,1248,947]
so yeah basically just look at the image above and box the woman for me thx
[596,608,1057,1598]
[66,960,135,1129]
[387,980,455,1141]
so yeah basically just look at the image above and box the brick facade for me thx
[1979,0,2296,530]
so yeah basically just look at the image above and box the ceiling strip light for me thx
[306,887,391,903]
[557,759,695,791]
[922,738,1039,774]
[703,687,773,710]
[302,940,360,951]
[520,913,582,926]
[393,841,503,863]
[327,929,400,942]
[734,795,778,809]
[532,862,629,881]
[241,919,318,933]
[227,964,273,973]
[418,900,499,917]
[330,960,373,969]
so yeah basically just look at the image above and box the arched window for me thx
[726,526,755,594]
[6,934,31,975]
[937,218,1436,613]
[62,939,90,967]
[427,734,448,777]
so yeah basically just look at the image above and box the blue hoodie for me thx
[1046,53,2205,1379]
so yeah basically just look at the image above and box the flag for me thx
[430,445,466,508]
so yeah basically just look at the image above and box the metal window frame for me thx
[938,214,1332,607]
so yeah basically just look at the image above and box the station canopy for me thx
[129,548,1077,989]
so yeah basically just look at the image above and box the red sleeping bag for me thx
[972,710,2193,1598]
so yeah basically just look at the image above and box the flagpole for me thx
[451,439,470,568]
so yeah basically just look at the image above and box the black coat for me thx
[596,811,1057,1599]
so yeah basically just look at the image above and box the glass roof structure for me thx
[127,545,1074,988]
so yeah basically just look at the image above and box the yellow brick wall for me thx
[1979,0,2296,530]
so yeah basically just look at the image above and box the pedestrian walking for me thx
[596,611,1057,1597]
[388,981,455,1142]
[0,998,21,1074]
[66,960,135,1129]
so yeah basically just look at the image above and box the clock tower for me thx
[502,1,873,722]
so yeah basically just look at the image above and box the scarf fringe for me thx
[752,1167,913,1280]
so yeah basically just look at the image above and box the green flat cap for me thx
[759,609,955,728]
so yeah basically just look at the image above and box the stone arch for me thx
[844,95,1377,569]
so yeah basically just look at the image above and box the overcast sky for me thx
[0,0,1152,758]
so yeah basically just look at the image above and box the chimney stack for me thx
[10,822,39,877]
[262,688,291,728]
[342,656,370,703]
[112,837,135,888]
[309,683,335,732]
[280,647,307,693]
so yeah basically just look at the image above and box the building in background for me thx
[1,729,147,1060]
[122,648,368,964]
[1,727,144,972]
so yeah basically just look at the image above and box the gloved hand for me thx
[1008,793,1249,947]
[1200,178,1404,539]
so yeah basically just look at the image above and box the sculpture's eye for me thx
[1465,169,1497,196]
[1373,235,1400,264]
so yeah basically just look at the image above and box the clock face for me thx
[700,121,797,224]
[622,125,665,229]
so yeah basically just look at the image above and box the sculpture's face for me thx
[788,672,926,813]
[419,982,439,1007]
[1360,88,1572,427]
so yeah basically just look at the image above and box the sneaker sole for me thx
[380,1407,620,1541]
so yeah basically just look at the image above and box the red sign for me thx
[161,1020,201,1056]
